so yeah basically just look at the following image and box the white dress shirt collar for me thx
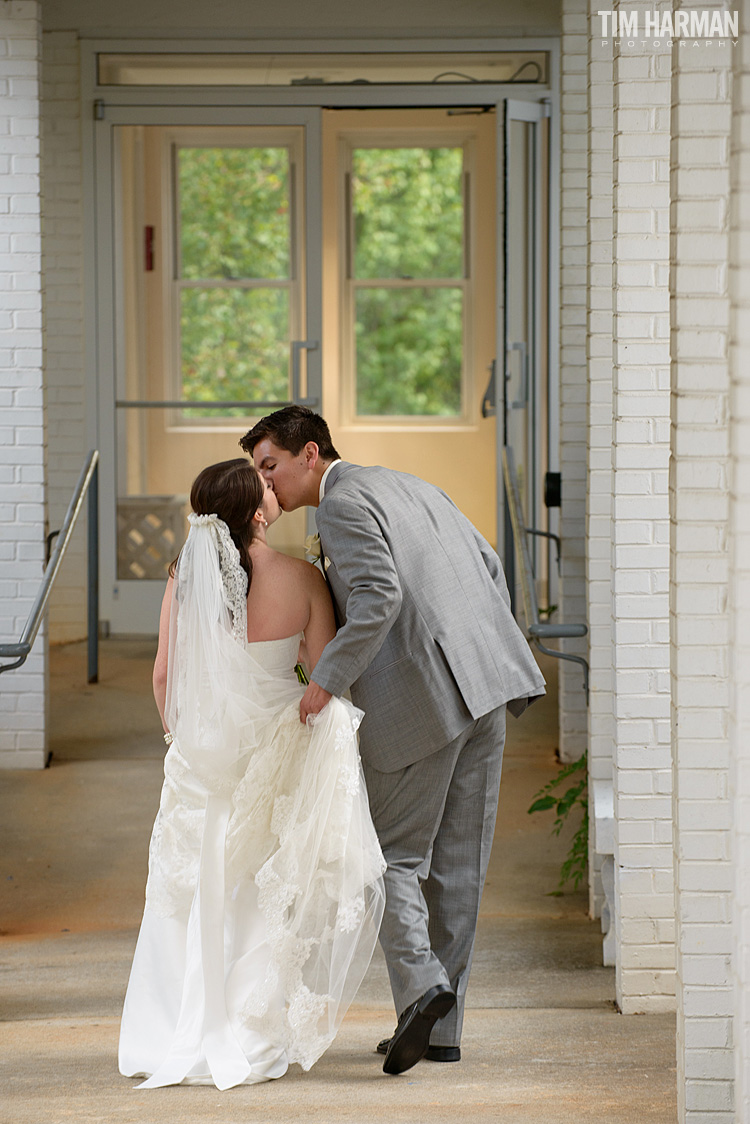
[319,459,342,504]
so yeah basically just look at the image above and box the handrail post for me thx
[0,449,99,678]
[87,458,99,684]
[503,444,589,702]
[504,490,516,619]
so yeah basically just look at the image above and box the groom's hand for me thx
[300,680,332,724]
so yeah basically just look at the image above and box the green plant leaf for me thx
[527,753,588,892]
[528,795,557,814]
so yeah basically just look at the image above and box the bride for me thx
[118,458,385,1090]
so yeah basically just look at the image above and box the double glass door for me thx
[93,98,552,635]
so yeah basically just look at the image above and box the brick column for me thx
[587,3,614,920]
[611,0,674,1012]
[42,31,86,644]
[670,10,733,1120]
[0,0,47,768]
[559,0,590,763]
[730,0,750,1117]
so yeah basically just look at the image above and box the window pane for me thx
[353,148,463,280]
[355,287,462,416]
[181,287,289,417]
[179,147,290,280]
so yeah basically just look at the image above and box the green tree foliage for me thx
[355,288,462,416]
[178,146,291,416]
[353,147,464,280]
[180,288,288,416]
[176,143,467,418]
[179,146,289,280]
[352,147,465,416]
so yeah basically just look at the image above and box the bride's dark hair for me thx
[170,458,264,583]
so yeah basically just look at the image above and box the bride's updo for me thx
[187,458,264,583]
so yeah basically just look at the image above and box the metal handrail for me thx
[0,450,100,681]
[502,445,589,702]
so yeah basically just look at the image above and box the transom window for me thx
[98,51,548,87]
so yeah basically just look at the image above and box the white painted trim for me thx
[88,84,550,110]
[82,36,559,54]
[545,40,561,608]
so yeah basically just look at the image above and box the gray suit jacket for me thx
[312,462,546,772]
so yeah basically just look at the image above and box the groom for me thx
[240,406,545,1075]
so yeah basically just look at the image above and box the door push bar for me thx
[291,339,319,407]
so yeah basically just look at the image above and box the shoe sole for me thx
[376,1040,460,1062]
[425,1046,461,1063]
[382,991,456,1075]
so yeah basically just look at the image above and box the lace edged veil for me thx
[163,513,275,791]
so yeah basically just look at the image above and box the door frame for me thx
[87,105,323,633]
[500,98,559,616]
[81,39,560,634]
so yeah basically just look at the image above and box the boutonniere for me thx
[304,532,321,561]
[304,533,331,571]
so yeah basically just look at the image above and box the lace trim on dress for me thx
[187,513,248,643]
[147,696,386,1070]
[236,703,386,1071]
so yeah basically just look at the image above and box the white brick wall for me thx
[41,31,86,643]
[670,7,733,1119]
[559,0,590,763]
[730,1,750,1119]
[611,0,674,1014]
[0,0,47,768]
[586,1,614,918]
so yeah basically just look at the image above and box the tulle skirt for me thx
[118,696,385,1090]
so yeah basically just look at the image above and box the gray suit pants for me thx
[361,705,506,1047]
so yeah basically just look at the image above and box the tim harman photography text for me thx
[597,9,738,37]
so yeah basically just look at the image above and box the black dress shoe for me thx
[376,1038,460,1062]
[382,984,457,1075]
[425,1045,461,1062]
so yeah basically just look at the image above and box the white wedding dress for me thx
[118,517,386,1090]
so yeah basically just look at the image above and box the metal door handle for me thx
[291,340,319,406]
[481,359,496,418]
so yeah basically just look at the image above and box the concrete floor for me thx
[0,641,677,1123]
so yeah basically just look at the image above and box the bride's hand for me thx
[300,680,332,724]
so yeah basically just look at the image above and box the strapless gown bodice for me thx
[245,633,301,680]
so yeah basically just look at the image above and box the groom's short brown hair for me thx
[240,406,341,461]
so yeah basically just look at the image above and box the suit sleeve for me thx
[468,522,512,608]
[310,496,403,697]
